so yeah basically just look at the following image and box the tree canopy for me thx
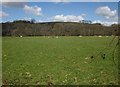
[1,20,119,36]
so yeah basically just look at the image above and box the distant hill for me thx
[1,20,119,36]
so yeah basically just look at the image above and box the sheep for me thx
[79,36,82,37]
[98,36,102,37]
[56,36,58,38]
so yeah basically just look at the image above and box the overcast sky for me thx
[0,1,119,26]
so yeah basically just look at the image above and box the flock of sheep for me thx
[19,35,110,38]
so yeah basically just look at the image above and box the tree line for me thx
[1,20,119,36]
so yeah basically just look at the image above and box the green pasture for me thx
[2,36,119,85]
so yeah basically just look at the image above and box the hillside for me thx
[1,20,119,36]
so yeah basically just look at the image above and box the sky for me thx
[0,1,119,26]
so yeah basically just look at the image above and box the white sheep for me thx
[98,36,102,37]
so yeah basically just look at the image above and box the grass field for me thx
[2,36,119,85]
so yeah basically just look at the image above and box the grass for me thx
[2,36,119,85]
[0,37,2,86]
